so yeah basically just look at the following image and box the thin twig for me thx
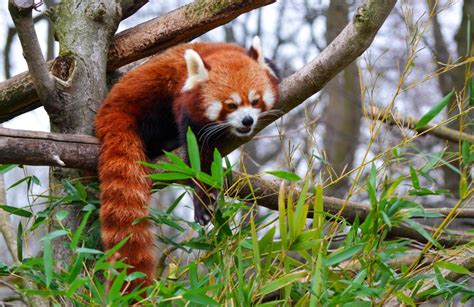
[0,280,27,305]
[0,159,18,263]
[367,106,474,143]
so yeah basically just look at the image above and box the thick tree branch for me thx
[367,106,474,143]
[0,127,99,170]
[0,0,275,123]
[8,0,55,112]
[120,0,149,20]
[108,0,276,70]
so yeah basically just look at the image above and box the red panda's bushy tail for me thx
[96,110,155,290]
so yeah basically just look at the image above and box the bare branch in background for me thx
[367,106,474,143]
[321,0,362,198]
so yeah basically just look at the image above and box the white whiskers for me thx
[260,109,283,118]
[198,122,231,148]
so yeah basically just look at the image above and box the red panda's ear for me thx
[248,36,277,78]
[182,49,209,92]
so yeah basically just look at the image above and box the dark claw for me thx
[193,194,216,226]
[193,186,218,226]
[195,211,211,226]
[194,203,213,225]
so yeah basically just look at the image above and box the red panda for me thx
[95,37,279,290]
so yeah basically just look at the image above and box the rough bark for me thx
[0,0,274,123]
[0,127,99,169]
[44,0,124,265]
[322,0,362,198]
[108,0,275,70]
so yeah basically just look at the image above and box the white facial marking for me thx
[248,89,260,102]
[182,49,208,92]
[229,92,242,105]
[205,100,222,121]
[226,106,261,137]
[263,88,275,109]
[251,36,277,78]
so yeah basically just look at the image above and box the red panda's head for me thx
[181,37,279,138]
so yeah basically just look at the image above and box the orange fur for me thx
[95,41,279,291]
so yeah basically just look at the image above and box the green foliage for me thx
[414,90,453,129]
[1,131,473,306]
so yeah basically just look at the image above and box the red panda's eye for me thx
[251,99,259,106]
[227,103,238,110]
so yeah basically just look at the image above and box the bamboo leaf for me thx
[326,244,363,267]
[183,291,219,306]
[70,211,92,250]
[0,205,33,218]
[409,166,420,189]
[187,127,201,172]
[0,164,17,175]
[76,247,104,255]
[415,90,453,129]
[42,229,68,241]
[461,141,472,165]
[148,172,192,181]
[67,254,84,283]
[278,182,288,250]
[211,148,223,187]
[294,179,310,236]
[250,213,261,279]
[257,271,306,296]
[266,170,301,182]
[395,291,416,306]
[43,237,53,287]
[403,219,441,249]
[435,261,471,274]
[17,221,23,262]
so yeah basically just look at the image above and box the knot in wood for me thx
[51,56,75,82]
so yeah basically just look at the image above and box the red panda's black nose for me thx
[242,116,254,127]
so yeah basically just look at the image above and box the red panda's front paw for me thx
[193,189,217,226]
[193,200,214,226]
[194,206,212,226]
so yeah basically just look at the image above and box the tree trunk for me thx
[47,0,122,264]
[432,0,474,196]
[322,0,362,198]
